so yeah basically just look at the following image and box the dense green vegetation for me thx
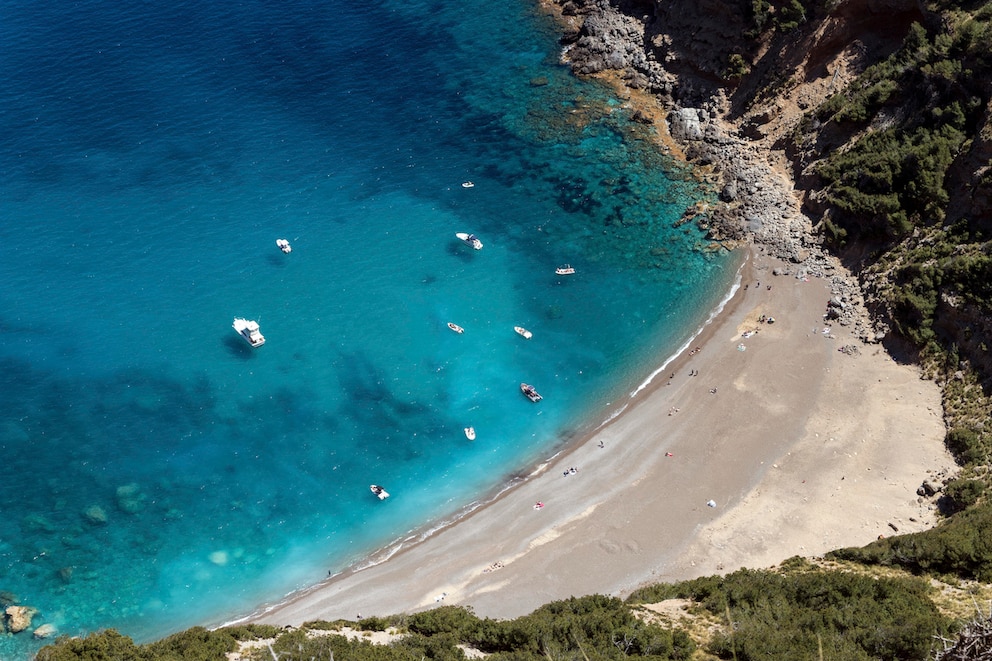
[830,500,992,582]
[797,2,992,474]
[34,625,282,661]
[37,582,957,661]
[814,17,988,244]
[747,0,815,35]
[36,597,695,661]
[630,563,952,660]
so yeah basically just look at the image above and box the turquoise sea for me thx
[0,0,738,657]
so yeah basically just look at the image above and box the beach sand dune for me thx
[248,250,951,625]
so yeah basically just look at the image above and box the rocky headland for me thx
[543,0,932,342]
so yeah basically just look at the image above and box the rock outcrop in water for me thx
[4,605,36,634]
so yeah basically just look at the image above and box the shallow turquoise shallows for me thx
[0,0,738,657]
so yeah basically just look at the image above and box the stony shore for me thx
[547,0,879,339]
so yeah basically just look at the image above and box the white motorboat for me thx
[456,232,483,250]
[447,322,464,334]
[370,484,390,500]
[464,427,476,441]
[461,181,475,188]
[514,326,533,339]
[555,264,575,275]
[520,383,542,402]
[233,318,265,347]
[276,238,292,253]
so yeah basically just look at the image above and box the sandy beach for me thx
[247,245,952,625]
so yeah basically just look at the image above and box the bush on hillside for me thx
[942,478,986,514]
[628,567,947,660]
[829,500,992,581]
[35,630,147,661]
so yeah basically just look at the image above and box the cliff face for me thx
[646,0,750,85]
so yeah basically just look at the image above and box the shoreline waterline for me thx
[241,245,950,627]
[232,247,750,627]
[1,0,733,653]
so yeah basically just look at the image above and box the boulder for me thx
[720,180,738,202]
[669,108,703,141]
[6,605,35,633]
[116,483,146,514]
[33,623,57,639]
[83,504,108,525]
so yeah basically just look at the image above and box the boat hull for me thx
[233,318,265,347]
[520,383,542,402]
[455,232,483,250]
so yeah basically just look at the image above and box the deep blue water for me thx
[0,0,737,657]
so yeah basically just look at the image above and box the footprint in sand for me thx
[599,540,622,554]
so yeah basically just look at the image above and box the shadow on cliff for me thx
[725,0,925,124]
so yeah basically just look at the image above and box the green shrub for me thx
[946,427,982,462]
[466,595,694,660]
[358,615,393,632]
[943,478,986,513]
[407,605,480,636]
[829,500,992,581]
[35,630,147,661]
[630,568,946,660]
[724,53,750,81]
[224,623,283,640]
[392,632,466,661]
[144,626,240,661]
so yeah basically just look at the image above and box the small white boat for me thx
[370,484,390,500]
[555,264,575,275]
[447,322,464,334]
[464,427,476,441]
[461,181,475,189]
[514,326,533,339]
[276,238,292,253]
[520,383,542,403]
[233,318,265,347]
[456,232,483,250]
